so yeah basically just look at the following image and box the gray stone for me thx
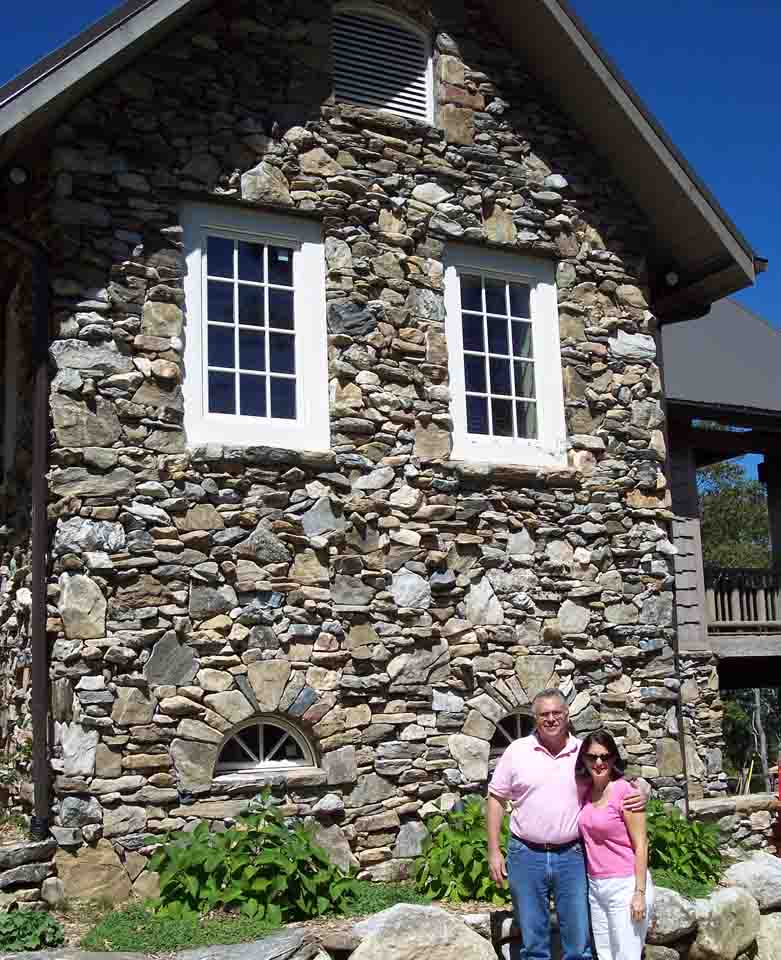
[112,687,156,726]
[241,161,291,204]
[180,929,309,960]
[50,467,135,499]
[348,773,396,808]
[466,577,503,625]
[302,497,346,537]
[60,722,99,777]
[690,888,760,960]
[333,575,374,605]
[323,745,357,785]
[559,600,590,634]
[144,631,199,686]
[103,805,147,838]
[610,330,656,361]
[50,826,82,848]
[393,821,429,858]
[0,839,56,871]
[52,395,121,447]
[50,339,133,374]
[171,739,220,792]
[449,734,489,782]
[391,570,431,609]
[58,573,106,640]
[60,795,103,828]
[355,467,395,492]
[40,876,66,907]
[723,852,781,910]
[329,301,377,337]
[313,823,357,873]
[647,885,697,943]
[757,913,781,960]
[189,584,238,620]
[507,529,535,556]
[412,183,452,205]
[352,905,498,960]
[0,861,52,889]
[203,690,254,725]
[388,640,449,685]
[236,521,290,564]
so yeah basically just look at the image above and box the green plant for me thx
[344,880,431,916]
[147,789,359,922]
[650,867,715,900]
[0,910,65,951]
[647,798,721,886]
[82,903,278,953]
[413,796,511,904]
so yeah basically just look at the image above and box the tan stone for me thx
[484,206,517,244]
[112,687,156,726]
[142,301,184,337]
[55,839,132,904]
[414,421,451,460]
[440,104,474,145]
[290,548,328,583]
[95,743,122,778]
[439,55,465,85]
[133,870,161,900]
[299,147,344,177]
[247,660,291,711]
[175,505,225,531]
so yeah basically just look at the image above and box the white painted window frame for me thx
[444,245,567,468]
[333,1,434,125]
[182,204,329,452]
[213,715,318,781]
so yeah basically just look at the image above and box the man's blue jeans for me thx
[506,836,592,960]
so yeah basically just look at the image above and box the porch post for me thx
[761,457,781,570]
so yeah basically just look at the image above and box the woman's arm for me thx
[623,777,651,813]
[624,806,649,922]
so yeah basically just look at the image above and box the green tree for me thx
[697,459,770,568]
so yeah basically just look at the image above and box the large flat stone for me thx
[55,839,132,903]
[58,573,106,640]
[144,630,198,686]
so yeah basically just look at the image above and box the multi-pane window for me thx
[205,236,296,421]
[214,718,315,776]
[490,713,534,759]
[444,249,567,468]
[182,205,328,451]
[460,274,537,440]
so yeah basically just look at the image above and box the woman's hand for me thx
[630,891,646,923]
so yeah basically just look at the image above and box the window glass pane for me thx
[208,280,233,325]
[238,286,264,327]
[516,401,538,439]
[218,736,246,765]
[239,330,266,372]
[283,736,304,761]
[489,357,512,396]
[271,377,296,420]
[509,283,530,318]
[484,278,506,315]
[514,361,536,398]
[492,397,513,437]
[270,333,295,374]
[460,274,482,312]
[462,314,484,352]
[208,371,235,414]
[268,289,294,330]
[487,317,509,355]
[240,374,266,417]
[240,724,260,757]
[512,321,533,358]
[238,241,263,282]
[268,246,293,286]
[207,237,233,278]
[466,395,488,435]
[208,325,235,368]
[464,355,486,393]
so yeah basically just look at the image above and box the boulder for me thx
[55,839,132,903]
[757,913,781,960]
[723,852,781,910]
[180,929,310,960]
[690,888,760,960]
[647,886,698,944]
[352,905,498,960]
[0,839,56,871]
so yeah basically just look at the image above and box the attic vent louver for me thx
[333,11,432,123]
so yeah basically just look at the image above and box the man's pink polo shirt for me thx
[488,733,582,845]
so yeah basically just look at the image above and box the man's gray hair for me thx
[531,688,568,713]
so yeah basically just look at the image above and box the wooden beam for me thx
[711,634,781,659]
[686,425,781,458]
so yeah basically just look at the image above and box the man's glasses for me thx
[535,711,565,719]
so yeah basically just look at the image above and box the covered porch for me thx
[663,299,781,657]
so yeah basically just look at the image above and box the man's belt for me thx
[511,834,581,852]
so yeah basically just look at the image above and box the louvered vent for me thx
[333,11,431,122]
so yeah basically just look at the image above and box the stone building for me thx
[0,0,766,899]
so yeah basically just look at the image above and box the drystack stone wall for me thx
[0,0,724,895]
[691,794,781,857]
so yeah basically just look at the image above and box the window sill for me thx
[445,458,581,489]
[450,436,568,470]
[212,767,326,794]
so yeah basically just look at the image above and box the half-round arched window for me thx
[332,4,433,122]
[490,711,534,759]
[214,716,316,778]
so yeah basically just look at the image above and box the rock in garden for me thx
[723,851,781,910]
[352,904,499,960]
[55,839,132,903]
[690,888,760,960]
[647,886,698,944]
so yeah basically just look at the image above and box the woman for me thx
[576,730,654,960]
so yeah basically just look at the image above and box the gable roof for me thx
[0,0,762,315]
[662,298,781,419]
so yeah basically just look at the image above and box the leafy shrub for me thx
[647,798,721,887]
[412,796,511,904]
[0,910,65,951]
[82,903,278,953]
[147,790,358,922]
[650,867,715,900]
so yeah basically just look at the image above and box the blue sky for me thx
[3,1,776,478]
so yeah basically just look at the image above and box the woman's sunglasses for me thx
[584,752,613,765]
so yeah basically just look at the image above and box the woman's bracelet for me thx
[634,888,645,894]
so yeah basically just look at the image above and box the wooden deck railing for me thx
[704,566,781,634]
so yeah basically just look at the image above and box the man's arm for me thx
[486,792,508,887]
[623,776,651,813]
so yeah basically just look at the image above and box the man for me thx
[486,688,647,960]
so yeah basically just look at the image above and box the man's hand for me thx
[624,777,651,813]
[489,847,507,887]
